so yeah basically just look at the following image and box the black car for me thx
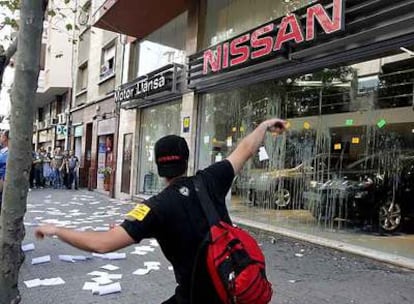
[305,152,414,233]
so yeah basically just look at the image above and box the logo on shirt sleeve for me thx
[126,204,151,221]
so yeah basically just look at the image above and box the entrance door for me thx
[83,123,93,188]
[121,133,133,194]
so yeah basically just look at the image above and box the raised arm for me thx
[35,225,135,253]
[226,118,286,175]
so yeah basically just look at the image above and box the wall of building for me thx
[72,0,125,194]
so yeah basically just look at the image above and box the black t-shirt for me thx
[121,160,235,304]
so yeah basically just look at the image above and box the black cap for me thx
[154,135,189,178]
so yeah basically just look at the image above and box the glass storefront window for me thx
[137,101,182,194]
[201,0,311,49]
[198,51,414,233]
[134,11,187,77]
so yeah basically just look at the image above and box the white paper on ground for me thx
[24,222,39,227]
[144,261,161,270]
[130,250,149,256]
[24,279,42,288]
[31,255,51,265]
[22,243,35,252]
[41,277,65,286]
[100,264,119,271]
[91,277,113,285]
[73,255,90,261]
[168,266,174,271]
[58,255,75,263]
[149,239,159,247]
[132,268,151,276]
[106,252,126,260]
[258,146,269,161]
[92,253,106,259]
[136,246,155,252]
[82,282,99,291]
[106,274,122,280]
[95,282,122,296]
[87,271,108,277]
[24,277,65,288]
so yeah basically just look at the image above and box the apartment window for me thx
[100,43,116,79]
[77,62,88,92]
[38,108,44,122]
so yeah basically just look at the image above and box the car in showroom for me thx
[304,152,414,233]
[235,153,348,209]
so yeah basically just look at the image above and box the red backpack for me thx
[193,176,273,304]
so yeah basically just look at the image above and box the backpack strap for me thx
[193,174,221,227]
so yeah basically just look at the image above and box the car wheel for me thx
[379,200,402,233]
[274,189,291,208]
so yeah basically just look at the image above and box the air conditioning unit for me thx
[58,113,66,125]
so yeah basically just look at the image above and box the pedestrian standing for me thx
[67,150,79,190]
[35,118,286,303]
[62,150,70,189]
[0,130,9,213]
[33,149,44,188]
[51,147,64,189]
[41,148,52,187]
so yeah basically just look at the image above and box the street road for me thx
[19,189,414,304]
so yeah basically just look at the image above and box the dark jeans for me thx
[68,169,78,189]
[53,169,62,188]
[34,166,43,187]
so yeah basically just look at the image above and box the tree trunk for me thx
[0,1,46,303]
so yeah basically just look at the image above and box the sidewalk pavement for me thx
[228,201,414,270]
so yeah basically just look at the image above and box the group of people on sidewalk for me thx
[0,129,80,212]
[30,147,79,190]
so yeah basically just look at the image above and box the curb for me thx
[233,216,414,271]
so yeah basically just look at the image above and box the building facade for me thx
[93,0,414,233]
[33,0,75,151]
[71,0,125,195]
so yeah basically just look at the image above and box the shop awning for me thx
[92,0,189,39]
